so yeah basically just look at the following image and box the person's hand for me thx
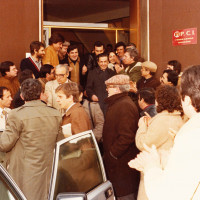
[128,144,161,172]
[91,95,99,102]
[115,64,124,73]
[129,81,137,93]
[82,65,87,75]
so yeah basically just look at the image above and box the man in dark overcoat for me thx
[86,53,115,116]
[103,74,140,200]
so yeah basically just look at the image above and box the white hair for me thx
[118,84,130,92]
[55,64,69,73]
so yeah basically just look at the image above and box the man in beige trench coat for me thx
[0,79,63,200]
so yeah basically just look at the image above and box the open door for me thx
[48,130,115,200]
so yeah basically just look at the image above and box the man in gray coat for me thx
[0,79,63,200]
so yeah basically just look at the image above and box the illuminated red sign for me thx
[172,28,197,46]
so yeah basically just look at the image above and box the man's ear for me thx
[130,57,134,62]
[79,92,83,101]
[46,73,50,79]
[34,49,38,55]
[20,93,24,100]
[141,98,145,103]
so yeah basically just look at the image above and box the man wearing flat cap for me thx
[136,61,160,91]
[103,74,140,200]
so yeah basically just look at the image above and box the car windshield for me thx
[52,133,104,199]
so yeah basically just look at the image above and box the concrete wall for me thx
[0,0,40,68]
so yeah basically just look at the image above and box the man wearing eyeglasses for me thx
[45,64,70,113]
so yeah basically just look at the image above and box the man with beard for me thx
[58,41,70,64]
[20,41,45,78]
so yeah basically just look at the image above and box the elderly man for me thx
[129,65,200,200]
[0,61,19,99]
[137,61,160,91]
[0,79,62,200]
[122,48,142,83]
[103,74,140,200]
[45,64,70,112]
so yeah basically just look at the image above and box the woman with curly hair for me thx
[135,84,184,200]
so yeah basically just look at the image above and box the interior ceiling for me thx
[44,0,130,23]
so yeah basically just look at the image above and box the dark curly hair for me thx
[155,85,182,113]
[21,79,42,101]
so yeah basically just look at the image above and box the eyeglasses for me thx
[55,74,66,78]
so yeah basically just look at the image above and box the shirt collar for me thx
[66,102,76,112]
[30,56,41,64]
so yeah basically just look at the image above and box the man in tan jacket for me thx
[0,79,63,200]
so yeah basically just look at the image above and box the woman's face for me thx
[109,52,117,64]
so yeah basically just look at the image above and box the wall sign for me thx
[172,28,197,46]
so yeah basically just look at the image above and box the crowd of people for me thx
[0,32,199,200]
